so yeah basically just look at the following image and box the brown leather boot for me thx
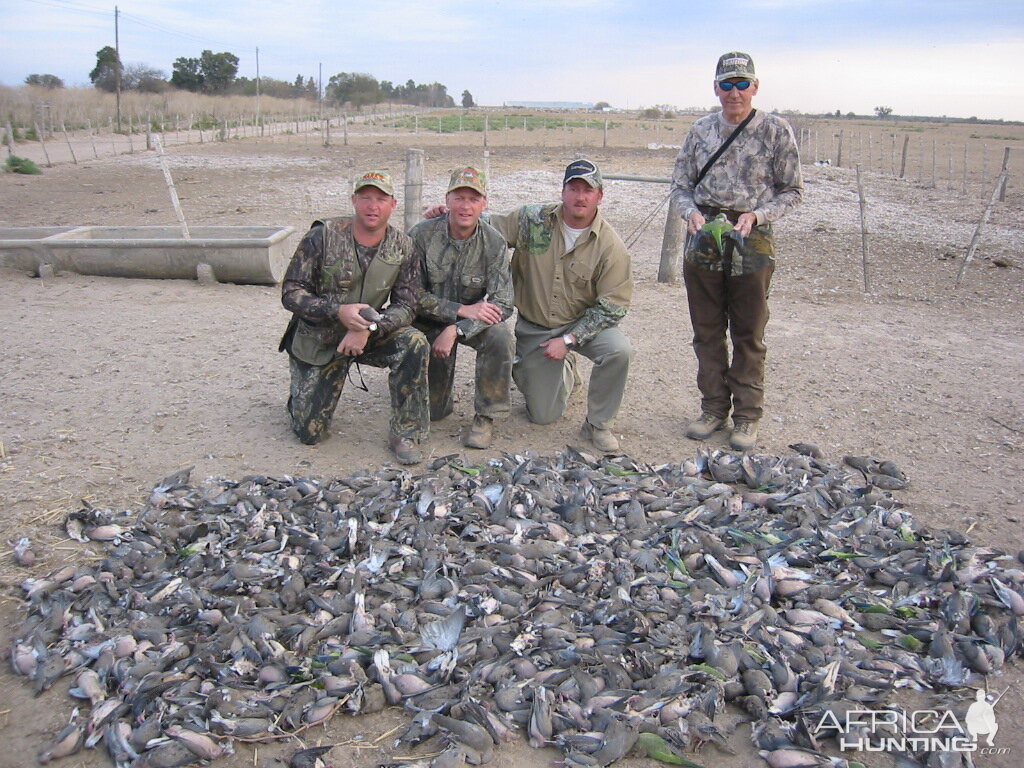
[463,415,493,449]
[388,435,423,464]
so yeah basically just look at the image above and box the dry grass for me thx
[0,86,324,131]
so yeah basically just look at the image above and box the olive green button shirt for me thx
[487,203,632,343]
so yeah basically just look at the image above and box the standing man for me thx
[279,170,430,465]
[671,52,803,451]
[490,159,634,452]
[411,167,514,449]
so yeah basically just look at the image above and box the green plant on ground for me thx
[5,155,42,174]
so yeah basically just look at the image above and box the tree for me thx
[199,50,239,93]
[171,57,203,91]
[461,90,475,108]
[327,72,382,108]
[874,105,894,119]
[25,74,64,88]
[90,45,122,92]
[594,101,611,111]
[171,50,239,93]
[123,64,166,93]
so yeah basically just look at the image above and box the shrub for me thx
[5,155,42,174]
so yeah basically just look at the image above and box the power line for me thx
[19,0,241,51]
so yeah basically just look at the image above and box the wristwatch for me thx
[562,333,576,348]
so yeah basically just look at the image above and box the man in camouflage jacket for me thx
[671,52,803,451]
[411,167,514,450]
[280,171,429,464]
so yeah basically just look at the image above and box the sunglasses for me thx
[719,80,753,91]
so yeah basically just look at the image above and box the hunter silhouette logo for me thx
[965,688,1000,747]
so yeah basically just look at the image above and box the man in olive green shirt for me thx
[487,159,634,452]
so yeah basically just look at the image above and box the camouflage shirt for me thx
[409,215,514,341]
[281,216,422,339]
[671,110,803,226]
[488,203,632,345]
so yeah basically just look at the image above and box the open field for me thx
[1,118,1022,768]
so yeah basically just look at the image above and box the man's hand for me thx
[432,325,459,358]
[686,210,706,236]
[457,301,502,325]
[734,212,757,238]
[337,329,370,357]
[540,336,572,361]
[423,204,448,219]
[338,303,376,332]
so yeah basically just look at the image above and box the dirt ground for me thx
[0,128,1022,768]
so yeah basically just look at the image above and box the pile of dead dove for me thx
[11,445,1023,768]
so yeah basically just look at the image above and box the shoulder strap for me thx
[695,108,757,187]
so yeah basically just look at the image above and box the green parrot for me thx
[700,213,734,256]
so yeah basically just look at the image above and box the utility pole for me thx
[114,5,122,132]
[318,63,323,121]
[255,46,261,130]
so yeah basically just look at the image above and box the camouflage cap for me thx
[446,166,488,196]
[353,170,394,196]
[715,51,756,82]
[562,158,603,188]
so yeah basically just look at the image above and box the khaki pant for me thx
[683,260,774,423]
[287,326,429,445]
[417,321,514,422]
[513,317,633,428]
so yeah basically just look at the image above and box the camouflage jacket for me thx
[409,215,514,341]
[671,110,803,226]
[281,216,422,347]
[487,203,632,345]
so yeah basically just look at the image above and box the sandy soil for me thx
[0,132,1022,768]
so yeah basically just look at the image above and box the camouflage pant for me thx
[287,326,429,445]
[417,322,514,422]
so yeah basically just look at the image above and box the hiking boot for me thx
[685,412,726,440]
[729,420,759,451]
[581,419,619,452]
[463,415,493,449]
[388,435,424,465]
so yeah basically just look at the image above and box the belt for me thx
[698,205,746,224]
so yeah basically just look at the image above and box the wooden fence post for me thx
[998,146,1010,202]
[657,196,684,284]
[855,165,871,292]
[88,119,98,159]
[404,148,424,233]
[153,134,190,240]
[4,121,16,156]
[33,122,52,166]
[60,121,78,164]
[957,150,1010,286]
[899,134,909,178]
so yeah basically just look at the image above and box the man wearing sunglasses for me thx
[671,51,803,451]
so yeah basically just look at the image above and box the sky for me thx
[2,0,1023,121]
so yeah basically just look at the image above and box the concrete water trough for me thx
[0,225,297,285]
